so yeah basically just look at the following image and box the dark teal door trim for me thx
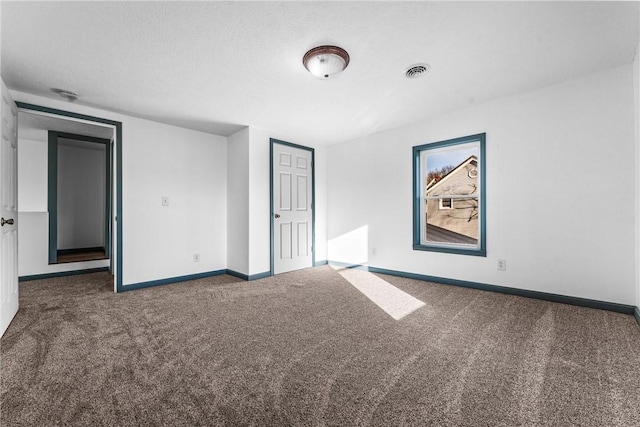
[109,140,114,275]
[47,132,58,264]
[47,131,112,264]
[17,102,123,292]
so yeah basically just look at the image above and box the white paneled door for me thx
[273,142,313,274]
[0,80,19,337]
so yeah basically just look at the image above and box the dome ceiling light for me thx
[303,45,350,80]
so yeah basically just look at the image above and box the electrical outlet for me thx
[162,196,169,207]
[193,253,200,262]
[497,259,507,271]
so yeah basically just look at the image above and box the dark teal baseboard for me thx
[21,267,267,292]
[22,262,638,325]
[124,268,270,291]
[227,270,272,281]
[19,267,109,282]
[327,261,636,316]
[328,261,369,271]
[248,271,271,280]
[314,260,328,267]
[121,270,227,292]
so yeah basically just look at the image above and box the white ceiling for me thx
[2,1,639,146]
[18,110,115,141]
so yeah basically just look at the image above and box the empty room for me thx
[1,1,639,426]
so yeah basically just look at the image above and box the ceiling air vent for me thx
[405,64,430,79]
[51,88,78,102]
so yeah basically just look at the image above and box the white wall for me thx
[327,64,636,305]
[17,133,47,212]
[13,92,325,285]
[226,127,250,275]
[225,126,328,277]
[57,140,105,250]
[123,114,227,285]
[314,144,328,263]
[12,90,228,285]
[247,127,271,276]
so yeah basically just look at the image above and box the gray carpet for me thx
[1,266,639,426]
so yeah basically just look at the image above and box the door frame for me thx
[269,138,315,275]
[16,102,123,292]
[47,131,112,265]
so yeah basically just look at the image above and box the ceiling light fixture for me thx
[51,88,78,102]
[303,45,350,80]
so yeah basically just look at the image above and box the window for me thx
[413,133,486,256]
[439,198,452,209]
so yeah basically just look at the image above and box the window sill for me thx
[412,244,486,257]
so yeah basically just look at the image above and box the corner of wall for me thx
[247,127,272,276]
[226,127,251,275]
[244,127,328,275]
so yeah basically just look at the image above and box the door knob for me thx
[1,218,14,226]
[274,214,280,219]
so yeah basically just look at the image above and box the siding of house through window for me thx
[425,155,479,244]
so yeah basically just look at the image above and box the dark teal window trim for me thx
[412,133,486,257]
[17,101,123,291]
[269,138,315,275]
[47,131,111,264]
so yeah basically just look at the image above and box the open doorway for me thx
[48,132,111,264]
[16,108,117,284]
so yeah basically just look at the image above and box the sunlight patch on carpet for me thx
[334,267,426,320]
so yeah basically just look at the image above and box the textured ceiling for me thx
[18,110,115,141]
[2,1,639,145]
